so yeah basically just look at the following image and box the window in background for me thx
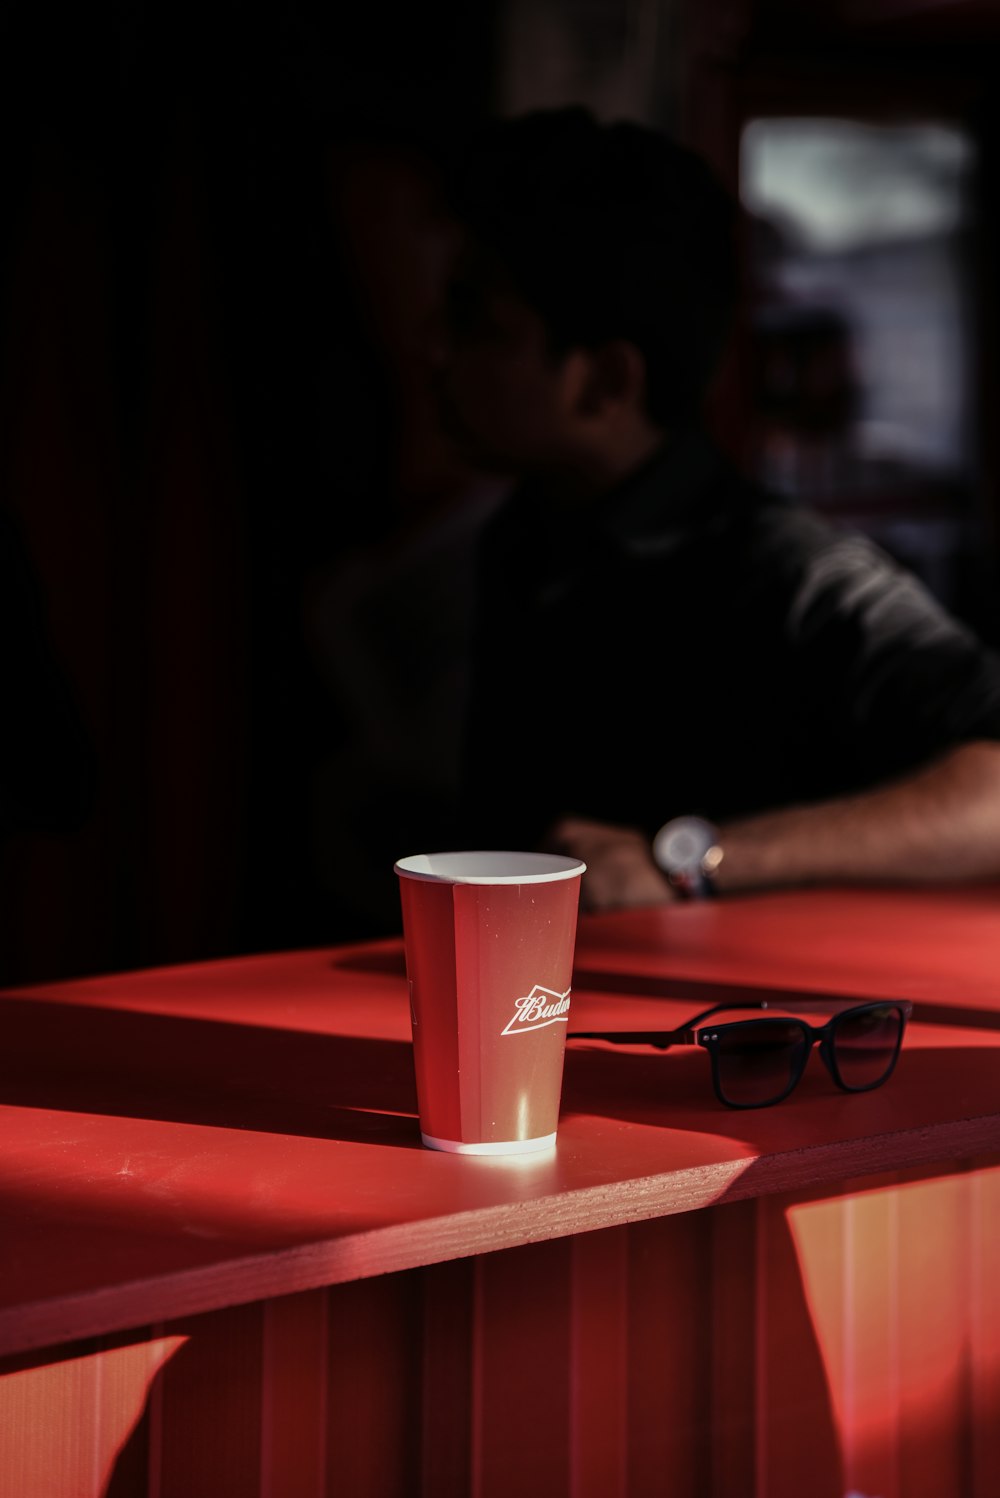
[739,116,989,625]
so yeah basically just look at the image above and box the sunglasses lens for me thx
[714,1021,808,1106]
[833,1005,902,1089]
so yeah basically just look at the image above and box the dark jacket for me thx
[459,428,1000,849]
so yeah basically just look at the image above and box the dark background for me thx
[4,0,1000,985]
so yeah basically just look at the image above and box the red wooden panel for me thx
[844,1182,906,1497]
[260,1290,330,1498]
[0,135,122,989]
[421,1258,475,1498]
[3,1166,999,1498]
[157,1304,264,1498]
[625,1213,713,1498]
[569,1227,628,1498]
[0,122,248,989]
[783,1162,1000,1498]
[969,1160,1000,1491]
[324,1272,422,1498]
[0,1330,184,1498]
[895,1174,972,1498]
[707,1200,759,1498]
[474,1237,574,1498]
[757,1193,848,1498]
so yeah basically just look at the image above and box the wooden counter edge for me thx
[3,1110,999,1361]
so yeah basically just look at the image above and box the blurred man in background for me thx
[432,106,1000,908]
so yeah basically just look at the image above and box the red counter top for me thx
[2,886,999,1357]
[574,882,1000,1018]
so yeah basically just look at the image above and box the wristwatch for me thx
[652,815,724,899]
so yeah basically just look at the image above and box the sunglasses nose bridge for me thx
[817,1032,839,1081]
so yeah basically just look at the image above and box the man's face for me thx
[428,240,583,476]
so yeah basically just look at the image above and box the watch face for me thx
[653,816,717,874]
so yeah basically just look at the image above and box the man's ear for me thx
[575,339,647,417]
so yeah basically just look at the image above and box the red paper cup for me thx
[395,851,586,1155]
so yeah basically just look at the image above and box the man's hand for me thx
[713,739,1000,891]
[542,741,1000,911]
[542,815,675,911]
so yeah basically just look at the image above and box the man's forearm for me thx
[714,740,1000,892]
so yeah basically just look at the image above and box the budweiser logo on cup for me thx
[394,851,586,1155]
[501,986,572,1036]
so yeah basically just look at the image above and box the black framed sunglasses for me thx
[570,998,914,1108]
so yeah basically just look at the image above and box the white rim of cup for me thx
[394,851,586,884]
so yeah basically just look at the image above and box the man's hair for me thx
[442,106,739,425]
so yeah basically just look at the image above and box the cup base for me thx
[420,1130,557,1156]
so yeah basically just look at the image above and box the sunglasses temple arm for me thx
[568,1001,774,1049]
[567,1029,689,1050]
